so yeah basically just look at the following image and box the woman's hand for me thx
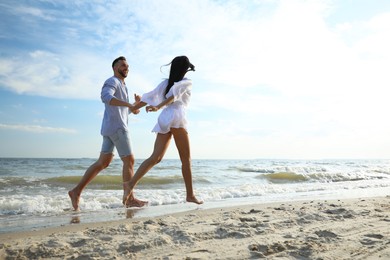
[146,105,158,113]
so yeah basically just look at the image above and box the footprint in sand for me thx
[360,233,384,245]
[315,230,338,239]
[364,234,384,239]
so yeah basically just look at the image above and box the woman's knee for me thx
[149,154,163,165]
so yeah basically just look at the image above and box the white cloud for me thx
[1,0,389,100]
[0,124,77,134]
[17,6,54,20]
[0,50,110,99]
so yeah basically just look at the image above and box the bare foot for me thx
[126,198,148,208]
[68,190,80,211]
[122,182,132,205]
[122,182,148,207]
[187,196,203,205]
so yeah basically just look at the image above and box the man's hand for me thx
[129,105,140,114]
[134,94,141,103]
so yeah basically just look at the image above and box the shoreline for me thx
[1,196,389,259]
[2,186,389,235]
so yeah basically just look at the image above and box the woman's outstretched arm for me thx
[146,96,174,112]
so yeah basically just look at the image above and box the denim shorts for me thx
[101,129,132,158]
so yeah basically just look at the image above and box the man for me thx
[68,56,147,211]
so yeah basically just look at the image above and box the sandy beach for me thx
[1,196,389,259]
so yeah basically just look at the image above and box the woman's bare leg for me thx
[124,133,172,206]
[171,128,203,204]
[68,153,113,211]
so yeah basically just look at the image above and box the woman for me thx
[123,56,203,205]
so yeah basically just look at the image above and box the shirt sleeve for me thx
[101,78,117,104]
[141,80,168,106]
[172,79,192,102]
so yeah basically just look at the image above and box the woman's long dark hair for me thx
[163,56,195,96]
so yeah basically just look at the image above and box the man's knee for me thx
[97,153,113,169]
[121,154,135,167]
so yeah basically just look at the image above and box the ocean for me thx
[1,158,389,233]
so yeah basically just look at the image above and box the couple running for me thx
[68,56,203,211]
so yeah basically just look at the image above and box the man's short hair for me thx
[112,56,126,68]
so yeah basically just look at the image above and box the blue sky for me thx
[1,0,390,159]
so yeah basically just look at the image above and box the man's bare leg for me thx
[121,154,147,207]
[68,153,113,211]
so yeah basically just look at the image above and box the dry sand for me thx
[1,196,389,259]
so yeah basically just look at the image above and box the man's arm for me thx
[109,98,133,109]
[109,94,145,114]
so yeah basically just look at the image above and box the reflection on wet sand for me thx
[126,207,144,219]
[68,207,143,225]
[70,216,80,224]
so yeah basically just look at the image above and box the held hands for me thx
[130,93,160,113]
[132,108,141,115]
[146,105,159,113]
[129,105,140,114]
[130,94,141,114]
[134,94,141,103]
